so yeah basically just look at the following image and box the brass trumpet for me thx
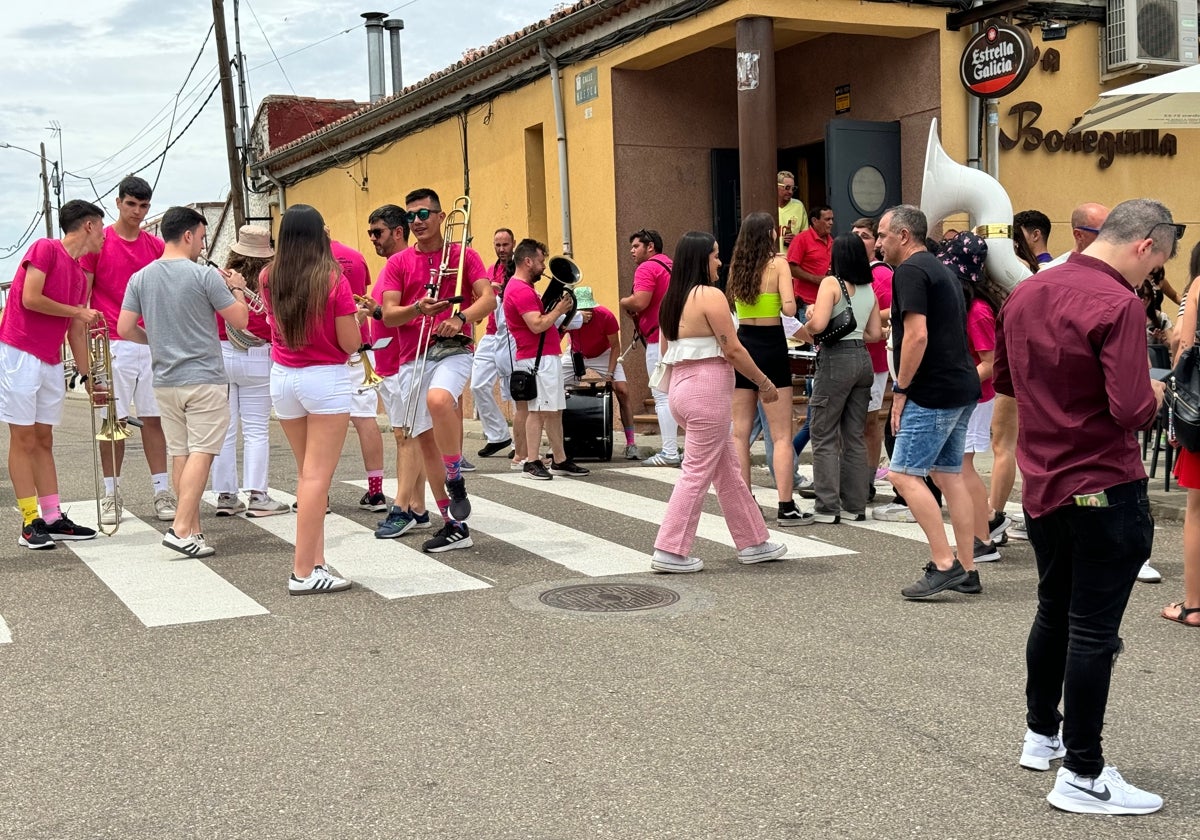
[200,255,267,314]
[87,315,132,536]
[349,296,385,394]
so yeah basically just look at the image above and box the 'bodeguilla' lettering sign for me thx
[960,22,1034,98]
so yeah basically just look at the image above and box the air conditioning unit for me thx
[1105,0,1199,71]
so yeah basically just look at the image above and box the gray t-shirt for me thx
[122,258,235,387]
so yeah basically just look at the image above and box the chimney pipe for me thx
[385,19,405,95]
[361,12,387,103]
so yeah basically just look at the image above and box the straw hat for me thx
[573,285,598,310]
[230,225,274,258]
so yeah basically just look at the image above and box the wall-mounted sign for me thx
[737,51,760,91]
[1000,101,1178,169]
[834,84,851,114]
[959,21,1035,98]
[575,67,598,105]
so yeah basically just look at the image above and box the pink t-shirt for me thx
[966,296,997,402]
[632,255,671,341]
[331,240,372,344]
[262,271,358,368]
[570,305,618,358]
[0,238,88,365]
[373,244,487,366]
[216,307,272,343]
[504,278,561,360]
[867,262,893,374]
[79,227,165,338]
[485,259,509,336]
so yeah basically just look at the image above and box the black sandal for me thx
[1161,601,1200,626]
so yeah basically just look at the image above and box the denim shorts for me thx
[891,400,974,476]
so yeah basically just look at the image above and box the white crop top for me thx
[661,336,724,363]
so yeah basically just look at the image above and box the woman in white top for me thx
[650,231,787,574]
[796,233,883,523]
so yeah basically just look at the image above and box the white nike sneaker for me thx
[1046,765,1163,815]
[1019,728,1066,771]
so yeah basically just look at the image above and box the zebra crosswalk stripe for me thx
[204,490,491,599]
[344,480,651,576]
[59,501,269,628]
[482,473,856,559]
[0,614,11,645]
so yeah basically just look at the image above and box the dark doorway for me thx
[825,120,902,236]
[778,143,826,225]
[710,148,740,288]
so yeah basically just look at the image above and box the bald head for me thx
[1070,203,1110,253]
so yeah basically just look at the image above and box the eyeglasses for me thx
[777,184,794,191]
[1144,221,1187,240]
[405,208,437,223]
[1074,225,1101,235]
[366,228,387,239]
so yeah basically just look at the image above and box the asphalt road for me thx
[0,401,1196,839]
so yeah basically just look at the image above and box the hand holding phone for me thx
[439,295,464,305]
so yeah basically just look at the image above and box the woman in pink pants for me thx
[652,231,788,573]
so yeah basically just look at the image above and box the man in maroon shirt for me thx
[994,198,1175,816]
[786,205,833,305]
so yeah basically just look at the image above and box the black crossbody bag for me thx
[509,331,546,402]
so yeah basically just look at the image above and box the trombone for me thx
[87,315,132,536]
[350,295,386,394]
[395,195,472,438]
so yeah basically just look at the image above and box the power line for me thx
[154,22,217,191]
[245,0,422,72]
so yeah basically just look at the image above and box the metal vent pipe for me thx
[361,12,387,102]
[385,19,405,95]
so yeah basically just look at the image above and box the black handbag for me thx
[811,277,857,345]
[508,331,546,402]
[1166,334,1200,451]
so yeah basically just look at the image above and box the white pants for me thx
[211,342,273,494]
[471,333,512,443]
[645,342,679,456]
[111,339,159,418]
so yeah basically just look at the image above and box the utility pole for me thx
[232,0,254,181]
[39,142,52,238]
[213,0,246,228]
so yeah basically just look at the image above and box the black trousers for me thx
[1024,479,1153,776]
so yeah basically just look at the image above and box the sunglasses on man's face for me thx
[366,227,389,239]
[405,208,437,223]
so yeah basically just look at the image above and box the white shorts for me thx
[867,371,889,412]
[563,348,626,384]
[0,342,66,426]
[111,340,159,418]
[379,372,406,429]
[964,397,995,453]
[348,352,380,418]
[516,354,567,412]
[270,364,353,420]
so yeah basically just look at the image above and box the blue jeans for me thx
[749,403,798,480]
[1024,479,1152,776]
[890,400,974,476]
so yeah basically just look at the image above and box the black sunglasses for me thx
[1145,221,1187,241]
[366,228,387,239]
[405,208,437,223]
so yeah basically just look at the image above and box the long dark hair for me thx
[830,233,873,286]
[659,231,716,342]
[961,272,1005,317]
[224,252,270,293]
[268,205,338,350]
[726,212,776,306]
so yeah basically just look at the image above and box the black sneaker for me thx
[549,459,590,477]
[423,521,473,553]
[359,491,388,513]
[524,460,553,480]
[44,513,97,541]
[974,536,1001,563]
[901,559,970,599]
[776,501,815,527]
[988,511,1013,542]
[19,518,56,550]
[445,476,471,521]
[477,438,512,458]
[953,569,983,595]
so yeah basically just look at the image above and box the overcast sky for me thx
[0,0,558,281]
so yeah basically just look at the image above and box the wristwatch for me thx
[454,311,468,324]
[892,383,909,395]
[371,305,383,321]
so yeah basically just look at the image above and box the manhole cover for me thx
[538,583,680,613]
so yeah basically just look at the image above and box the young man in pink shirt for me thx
[79,176,172,526]
[0,200,106,549]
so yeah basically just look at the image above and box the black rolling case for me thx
[562,382,613,461]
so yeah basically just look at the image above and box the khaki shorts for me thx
[155,384,231,456]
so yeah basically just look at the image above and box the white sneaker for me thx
[872,502,916,523]
[651,549,703,573]
[245,493,291,518]
[1019,728,1066,771]
[1046,766,1163,815]
[100,493,122,526]
[288,565,352,595]
[215,493,246,517]
[737,541,788,565]
[624,444,641,460]
[510,459,527,472]
[153,490,178,522]
[796,474,816,499]
[1008,516,1029,540]
[642,451,682,467]
[161,528,215,558]
[1137,561,1162,583]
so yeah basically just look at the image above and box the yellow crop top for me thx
[734,293,782,320]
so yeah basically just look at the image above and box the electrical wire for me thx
[153,23,216,191]
[245,0,424,72]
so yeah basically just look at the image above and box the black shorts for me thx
[734,323,792,390]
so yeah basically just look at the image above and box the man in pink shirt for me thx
[620,228,678,466]
[79,176,171,526]
[0,200,105,549]
[377,188,495,553]
[787,205,834,305]
[566,286,638,459]
[331,236,388,515]
[504,239,589,480]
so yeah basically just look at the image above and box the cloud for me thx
[14,22,91,41]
